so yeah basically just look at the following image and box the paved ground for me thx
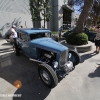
[0,38,100,100]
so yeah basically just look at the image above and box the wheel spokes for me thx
[40,69,51,85]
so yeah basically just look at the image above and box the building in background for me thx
[48,0,79,31]
[0,0,79,37]
[0,0,32,37]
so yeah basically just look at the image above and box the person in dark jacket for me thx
[58,26,63,38]
[94,26,100,53]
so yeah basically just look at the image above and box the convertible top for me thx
[17,28,51,35]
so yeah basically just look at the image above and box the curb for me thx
[60,40,93,53]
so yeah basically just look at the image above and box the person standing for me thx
[94,26,100,53]
[10,25,17,44]
[58,26,63,39]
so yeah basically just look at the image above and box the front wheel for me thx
[38,64,58,88]
[69,50,81,66]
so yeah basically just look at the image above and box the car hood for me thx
[30,37,68,53]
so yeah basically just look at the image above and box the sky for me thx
[74,2,84,15]
[74,5,81,14]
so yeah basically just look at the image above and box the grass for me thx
[62,29,67,33]
[51,30,67,34]
[51,31,58,34]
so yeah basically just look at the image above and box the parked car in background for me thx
[84,28,97,41]
[13,28,80,88]
[62,24,71,30]
[62,27,97,42]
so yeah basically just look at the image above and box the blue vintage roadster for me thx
[13,28,80,88]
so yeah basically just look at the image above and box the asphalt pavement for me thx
[0,38,100,100]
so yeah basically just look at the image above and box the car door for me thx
[20,32,30,57]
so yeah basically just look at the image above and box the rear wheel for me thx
[38,64,58,88]
[13,43,20,56]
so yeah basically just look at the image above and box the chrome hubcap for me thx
[40,69,51,85]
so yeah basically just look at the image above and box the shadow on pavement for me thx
[0,52,51,100]
[88,65,100,78]
[2,42,12,46]
[0,48,13,53]
[80,52,97,63]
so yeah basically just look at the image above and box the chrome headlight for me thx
[68,53,72,59]
[53,61,58,68]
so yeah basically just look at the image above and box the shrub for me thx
[66,32,88,45]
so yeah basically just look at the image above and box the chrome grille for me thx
[60,50,68,66]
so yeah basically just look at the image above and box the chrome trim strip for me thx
[29,58,45,64]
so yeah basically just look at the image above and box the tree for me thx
[66,0,94,45]
[41,0,52,28]
[30,0,42,27]
[74,0,100,32]
[29,0,52,28]
[89,0,100,26]
[66,0,100,45]
[75,0,94,33]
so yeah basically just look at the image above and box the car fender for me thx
[68,50,81,66]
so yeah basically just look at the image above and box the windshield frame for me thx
[29,32,51,40]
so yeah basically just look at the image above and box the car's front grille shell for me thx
[60,50,68,66]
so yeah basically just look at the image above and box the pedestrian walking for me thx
[10,25,17,44]
[94,25,100,53]
[58,26,63,39]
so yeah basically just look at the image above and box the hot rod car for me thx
[13,28,80,88]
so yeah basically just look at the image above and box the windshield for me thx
[30,32,51,40]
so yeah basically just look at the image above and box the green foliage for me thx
[51,31,58,34]
[52,30,67,34]
[30,0,42,21]
[66,32,88,45]
[62,30,67,33]
[42,0,52,21]
[29,0,52,27]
